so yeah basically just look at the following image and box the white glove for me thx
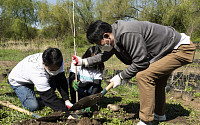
[110,74,122,88]
[65,100,73,109]
[72,55,83,66]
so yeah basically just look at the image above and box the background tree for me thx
[73,0,94,33]
[138,0,200,41]
[95,0,137,24]
[1,0,38,40]
[1,0,200,42]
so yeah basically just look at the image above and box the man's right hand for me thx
[110,74,122,88]
[72,55,83,66]
[65,100,73,109]
[72,80,80,91]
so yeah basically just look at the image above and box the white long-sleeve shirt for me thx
[8,53,64,92]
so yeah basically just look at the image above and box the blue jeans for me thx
[10,84,41,112]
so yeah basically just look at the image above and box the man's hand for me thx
[65,100,73,109]
[72,55,83,66]
[72,80,80,91]
[110,74,122,88]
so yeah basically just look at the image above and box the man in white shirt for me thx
[8,47,73,115]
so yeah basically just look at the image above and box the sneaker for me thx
[154,113,166,121]
[137,120,152,125]
[65,100,73,109]
[67,115,76,119]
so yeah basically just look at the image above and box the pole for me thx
[72,0,78,103]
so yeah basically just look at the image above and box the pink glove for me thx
[72,55,83,66]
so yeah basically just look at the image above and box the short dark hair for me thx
[42,47,63,67]
[82,46,104,72]
[86,20,112,44]
[82,46,101,59]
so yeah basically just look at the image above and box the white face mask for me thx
[45,67,60,76]
[100,39,113,52]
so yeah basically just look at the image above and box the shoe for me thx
[154,113,166,121]
[65,100,73,109]
[67,115,76,119]
[137,120,152,125]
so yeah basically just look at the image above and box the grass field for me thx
[0,42,200,125]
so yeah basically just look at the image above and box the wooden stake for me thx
[72,0,78,103]
[0,101,41,118]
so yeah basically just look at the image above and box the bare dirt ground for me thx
[1,61,200,125]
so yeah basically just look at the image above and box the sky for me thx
[47,0,57,5]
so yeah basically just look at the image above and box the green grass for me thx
[0,78,54,125]
[0,49,36,61]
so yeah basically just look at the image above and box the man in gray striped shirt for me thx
[72,20,196,125]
